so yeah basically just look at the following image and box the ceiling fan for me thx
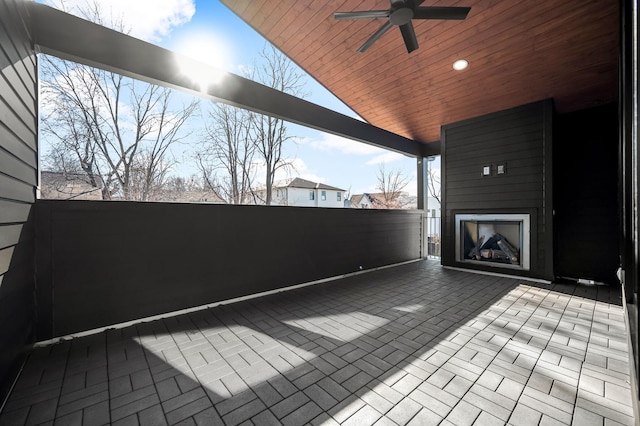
[334,0,470,53]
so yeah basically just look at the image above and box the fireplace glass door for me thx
[455,214,530,271]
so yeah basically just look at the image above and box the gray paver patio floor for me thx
[0,260,635,425]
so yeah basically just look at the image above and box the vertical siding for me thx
[441,100,554,280]
[0,0,37,404]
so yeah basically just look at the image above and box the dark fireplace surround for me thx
[441,100,554,281]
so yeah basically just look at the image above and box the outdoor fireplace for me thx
[455,214,530,271]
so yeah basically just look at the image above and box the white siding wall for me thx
[276,188,345,207]
[317,189,344,208]
[287,188,317,207]
[426,197,441,217]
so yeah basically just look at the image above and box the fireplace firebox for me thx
[455,214,530,271]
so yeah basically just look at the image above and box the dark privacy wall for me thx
[0,0,38,404]
[35,200,423,338]
[554,104,619,284]
[441,100,554,280]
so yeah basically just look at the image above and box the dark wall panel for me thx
[441,100,554,280]
[554,104,619,283]
[35,201,423,338]
[0,0,37,406]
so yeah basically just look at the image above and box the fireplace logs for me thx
[497,238,519,263]
[468,235,485,260]
[467,233,519,265]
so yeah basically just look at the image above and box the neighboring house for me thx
[40,171,226,203]
[269,177,346,208]
[349,193,381,209]
[160,190,225,204]
[349,192,418,209]
[40,171,103,200]
[425,196,441,217]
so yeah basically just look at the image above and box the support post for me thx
[417,157,429,257]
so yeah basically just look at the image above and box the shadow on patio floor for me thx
[0,260,634,425]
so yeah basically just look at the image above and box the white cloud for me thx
[286,158,326,184]
[252,158,326,187]
[45,0,195,42]
[302,133,413,169]
[365,152,405,166]
[405,179,418,197]
[302,133,388,156]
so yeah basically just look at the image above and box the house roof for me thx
[278,177,346,191]
[40,171,103,200]
[349,193,385,207]
[220,1,618,147]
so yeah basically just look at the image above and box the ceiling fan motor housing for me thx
[390,7,414,26]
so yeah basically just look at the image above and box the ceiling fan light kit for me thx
[334,0,470,54]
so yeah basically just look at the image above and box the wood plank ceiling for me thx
[220,0,619,147]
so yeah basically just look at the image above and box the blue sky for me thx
[41,0,440,197]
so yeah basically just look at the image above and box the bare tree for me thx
[375,163,411,209]
[156,175,214,203]
[427,164,441,205]
[194,44,308,206]
[40,58,113,197]
[196,103,256,204]
[250,44,307,205]
[127,152,175,201]
[165,175,203,193]
[39,3,198,201]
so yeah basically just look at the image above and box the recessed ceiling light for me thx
[453,59,468,71]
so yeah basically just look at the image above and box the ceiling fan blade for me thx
[400,21,419,53]
[334,10,391,20]
[413,6,471,20]
[358,21,394,52]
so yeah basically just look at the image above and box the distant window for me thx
[321,191,326,201]
[337,192,342,201]
[309,191,314,200]
[432,209,436,217]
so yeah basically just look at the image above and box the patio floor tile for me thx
[0,260,635,425]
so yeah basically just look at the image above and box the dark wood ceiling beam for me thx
[26,2,425,157]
